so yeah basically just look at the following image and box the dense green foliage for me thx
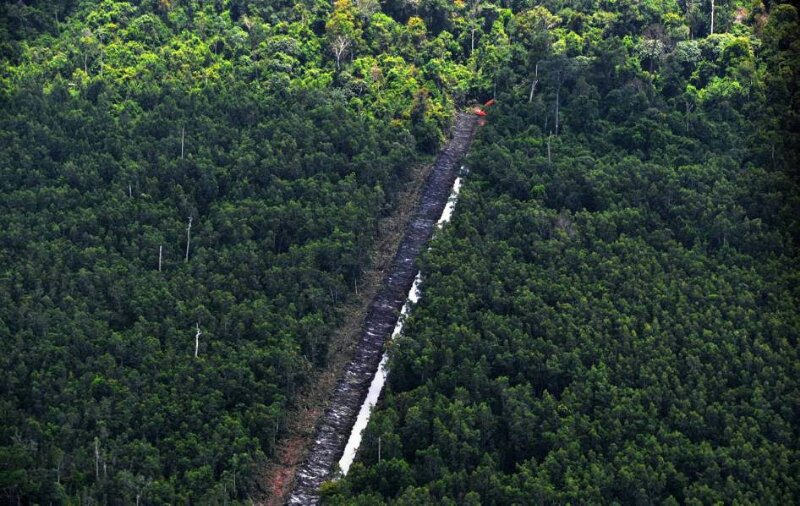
[2,0,798,503]
[324,0,800,504]
[0,0,465,503]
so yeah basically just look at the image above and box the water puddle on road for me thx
[338,174,463,475]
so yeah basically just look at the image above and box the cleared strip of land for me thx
[285,113,478,505]
[257,147,435,505]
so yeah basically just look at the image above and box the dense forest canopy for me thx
[321,0,800,504]
[0,0,466,503]
[1,0,798,504]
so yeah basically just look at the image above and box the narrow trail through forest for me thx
[285,112,478,505]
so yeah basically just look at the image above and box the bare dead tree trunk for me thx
[128,183,132,198]
[56,454,63,485]
[471,27,475,54]
[331,36,350,71]
[470,0,477,56]
[194,322,201,358]
[53,4,60,35]
[94,437,100,480]
[529,62,539,103]
[185,217,192,262]
[547,134,552,165]
[158,245,163,272]
[710,0,715,34]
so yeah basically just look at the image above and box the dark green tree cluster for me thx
[0,0,474,503]
[324,0,800,504]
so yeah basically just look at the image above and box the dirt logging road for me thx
[286,112,478,505]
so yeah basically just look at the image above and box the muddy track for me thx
[287,113,478,504]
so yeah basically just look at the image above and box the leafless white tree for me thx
[710,0,715,34]
[469,0,480,54]
[194,322,201,358]
[185,217,192,262]
[331,35,351,70]
[529,62,539,103]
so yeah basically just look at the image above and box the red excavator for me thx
[473,99,495,125]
